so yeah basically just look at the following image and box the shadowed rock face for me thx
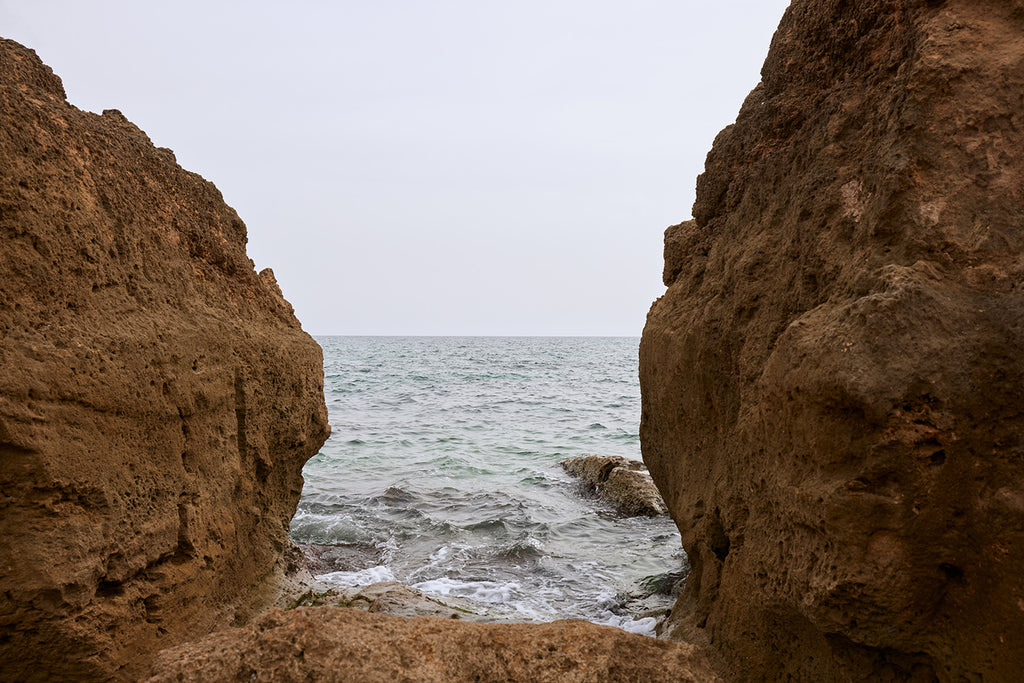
[641,1,1024,680]
[0,39,329,681]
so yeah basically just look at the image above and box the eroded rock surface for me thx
[145,606,721,683]
[290,581,517,622]
[0,39,329,681]
[561,455,667,516]
[641,1,1024,680]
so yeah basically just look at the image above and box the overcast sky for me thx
[4,1,790,336]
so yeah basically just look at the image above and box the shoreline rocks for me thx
[0,39,719,681]
[561,455,668,516]
[290,581,496,622]
[145,606,721,683]
[0,38,329,681]
[641,0,1024,679]
[295,543,679,633]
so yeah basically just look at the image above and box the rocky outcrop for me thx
[290,581,496,621]
[145,607,721,683]
[561,455,668,516]
[641,0,1024,680]
[0,39,329,681]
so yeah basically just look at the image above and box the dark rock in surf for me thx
[297,543,384,575]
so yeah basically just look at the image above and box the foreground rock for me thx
[0,39,329,681]
[561,455,667,516]
[641,0,1024,680]
[146,606,720,683]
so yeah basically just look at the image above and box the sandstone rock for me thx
[145,606,721,683]
[562,454,641,484]
[290,581,496,621]
[0,39,329,681]
[603,467,669,517]
[561,455,667,516]
[641,1,1024,680]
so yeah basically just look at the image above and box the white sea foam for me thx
[597,614,659,637]
[317,565,396,587]
[412,577,521,605]
[295,337,686,635]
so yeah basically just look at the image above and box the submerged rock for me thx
[0,39,329,681]
[145,606,721,683]
[297,542,384,575]
[561,455,668,516]
[641,0,1024,680]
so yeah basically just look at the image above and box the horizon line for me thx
[309,333,643,338]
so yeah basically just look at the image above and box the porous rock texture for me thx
[145,607,721,683]
[641,0,1024,680]
[0,39,329,681]
[561,455,668,516]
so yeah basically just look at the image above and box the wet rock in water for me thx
[0,38,329,681]
[297,542,384,575]
[603,467,669,517]
[145,606,722,683]
[641,0,1024,680]
[561,455,667,516]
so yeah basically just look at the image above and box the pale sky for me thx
[4,1,790,336]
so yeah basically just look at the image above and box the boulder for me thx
[0,39,329,681]
[561,455,667,516]
[641,0,1024,680]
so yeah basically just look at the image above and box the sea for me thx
[289,336,687,636]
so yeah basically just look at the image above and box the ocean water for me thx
[289,336,687,635]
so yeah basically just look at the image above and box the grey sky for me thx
[4,1,790,336]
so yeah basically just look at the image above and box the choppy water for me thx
[290,336,686,635]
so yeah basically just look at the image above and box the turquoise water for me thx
[290,336,686,634]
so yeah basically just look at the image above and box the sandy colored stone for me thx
[561,454,640,486]
[0,39,329,681]
[146,606,720,683]
[641,1,1024,680]
[561,455,666,516]
[603,467,668,517]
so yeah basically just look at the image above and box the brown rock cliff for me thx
[0,38,329,681]
[641,1,1024,680]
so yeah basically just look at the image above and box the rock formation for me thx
[0,39,330,681]
[0,38,723,683]
[561,455,668,516]
[289,581,493,621]
[145,607,721,683]
[640,0,1024,680]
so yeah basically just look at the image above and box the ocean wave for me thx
[297,337,682,634]
[412,577,521,605]
[596,614,659,637]
[317,564,396,588]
